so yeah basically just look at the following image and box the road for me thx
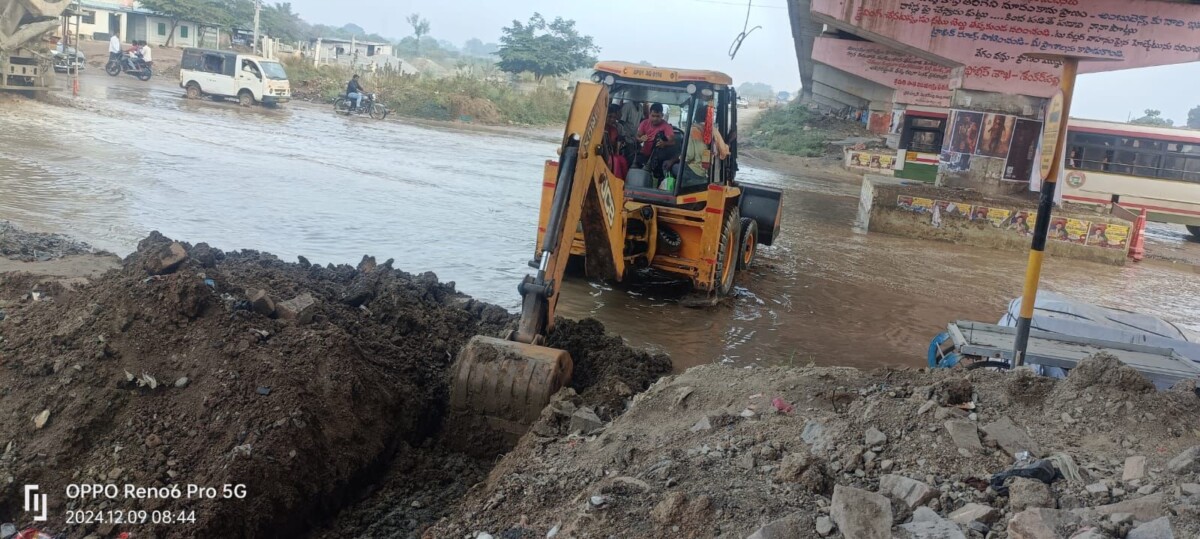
[1,69,1197,371]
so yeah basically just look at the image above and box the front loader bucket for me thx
[448,335,573,444]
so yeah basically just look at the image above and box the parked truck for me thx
[1,0,69,92]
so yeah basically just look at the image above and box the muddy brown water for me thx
[2,74,1198,371]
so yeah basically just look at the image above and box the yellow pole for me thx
[1013,57,1079,366]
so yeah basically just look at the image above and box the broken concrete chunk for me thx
[1009,477,1056,512]
[945,420,983,452]
[864,426,887,446]
[815,516,834,537]
[982,416,1042,458]
[1167,445,1200,475]
[1122,455,1147,482]
[949,503,999,525]
[1007,508,1081,539]
[248,290,276,317]
[144,242,188,275]
[879,474,940,510]
[569,407,603,434]
[277,293,317,324]
[690,416,712,432]
[898,511,967,539]
[1073,493,1165,522]
[32,409,50,429]
[830,485,892,539]
[1127,517,1174,539]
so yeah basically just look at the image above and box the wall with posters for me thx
[863,182,1134,265]
[938,108,1043,195]
[845,148,898,175]
[810,0,1200,98]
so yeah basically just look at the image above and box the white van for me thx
[179,48,291,106]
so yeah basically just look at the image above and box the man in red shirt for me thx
[634,103,675,178]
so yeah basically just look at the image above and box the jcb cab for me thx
[536,61,782,298]
[450,62,783,441]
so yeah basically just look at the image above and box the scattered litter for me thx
[771,397,794,414]
[257,386,271,396]
[990,459,1059,496]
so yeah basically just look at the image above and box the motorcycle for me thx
[334,92,388,119]
[106,52,152,81]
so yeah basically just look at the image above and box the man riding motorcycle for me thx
[345,74,368,111]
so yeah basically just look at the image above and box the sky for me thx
[285,0,1200,125]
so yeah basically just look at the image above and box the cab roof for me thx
[593,61,733,86]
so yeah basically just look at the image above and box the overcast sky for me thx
[285,0,1200,125]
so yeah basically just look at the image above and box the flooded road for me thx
[2,74,1197,371]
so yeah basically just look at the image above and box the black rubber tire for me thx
[333,98,351,114]
[714,206,740,296]
[238,91,254,107]
[137,68,152,81]
[369,103,385,119]
[1188,225,1200,239]
[185,82,201,99]
[737,217,758,271]
[965,360,1012,371]
[105,62,119,76]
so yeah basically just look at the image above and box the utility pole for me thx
[252,0,261,55]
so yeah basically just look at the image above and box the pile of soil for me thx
[0,221,97,262]
[426,360,1200,538]
[0,231,670,538]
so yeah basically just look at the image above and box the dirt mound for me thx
[0,232,668,538]
[0,221,97,261]
[547,318,672,420]
[425,359,1200,538]
[1063,352,1156,393]
[448,95,501,124]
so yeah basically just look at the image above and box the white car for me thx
[737,97,749,109]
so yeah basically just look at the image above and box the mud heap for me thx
[0,231,669,538]
[428,356,1200,538]
[0,221,96,262]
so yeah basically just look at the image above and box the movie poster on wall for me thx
[1087,223,1130,249]
[1004,119,1043,181]
[947,111,983,155]
[976,114,1016,159]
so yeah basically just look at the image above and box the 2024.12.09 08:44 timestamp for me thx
[65,509,197,525]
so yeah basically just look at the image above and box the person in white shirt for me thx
[108,30,121,64]
[138,41,152,67]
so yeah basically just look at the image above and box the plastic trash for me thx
[990,459,1060,496]
[1014,450,1031,464]
[771,397,794,414]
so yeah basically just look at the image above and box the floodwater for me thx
[2,74,1198,371]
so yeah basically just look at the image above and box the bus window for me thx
[1185,158,1200,182]
[1134,152,1162,177]
[1081,147,1110,171]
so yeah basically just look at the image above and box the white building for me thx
[75,0,200,47]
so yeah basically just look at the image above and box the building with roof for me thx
[75,0,200,47]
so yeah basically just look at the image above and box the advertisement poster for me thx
[940,151,971,172]
[1064,218,1090,244]
[948,111,983,154]
[976,114,1016,159]
[970,206,991,221]
[911,197,934,213]
[897,195,914,211]
[934,200,972,218]
[1087,223,1130,249]
[1007,211,1035,236]
[850,151,897,171]
[986,208,1011,228]
[1004,119,1042,181]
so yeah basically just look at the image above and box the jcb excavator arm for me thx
[449,82,626,437]
[516,81,625,344]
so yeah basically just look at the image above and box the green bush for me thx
[745,102,829,157]
[282,58,569,125]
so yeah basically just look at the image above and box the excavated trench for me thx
[0,231,670,538]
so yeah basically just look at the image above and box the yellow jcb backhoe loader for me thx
[450,61,783,439]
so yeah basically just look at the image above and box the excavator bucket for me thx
[449,335,573,437]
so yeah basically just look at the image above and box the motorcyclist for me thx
[345,74,368,111]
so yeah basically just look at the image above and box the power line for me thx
[688,0,788,10]
[729,0,764,60]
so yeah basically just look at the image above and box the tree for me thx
[737,82,774,99]
[1188,105,1200,129]
[463,38,498,58]
[1131,109,1174,127]
[139,0,229,46]
[406,13,430,56]
[496,13,599,82]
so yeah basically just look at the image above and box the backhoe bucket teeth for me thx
[449,335,573,434]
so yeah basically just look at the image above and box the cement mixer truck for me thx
[0,0,69,91]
